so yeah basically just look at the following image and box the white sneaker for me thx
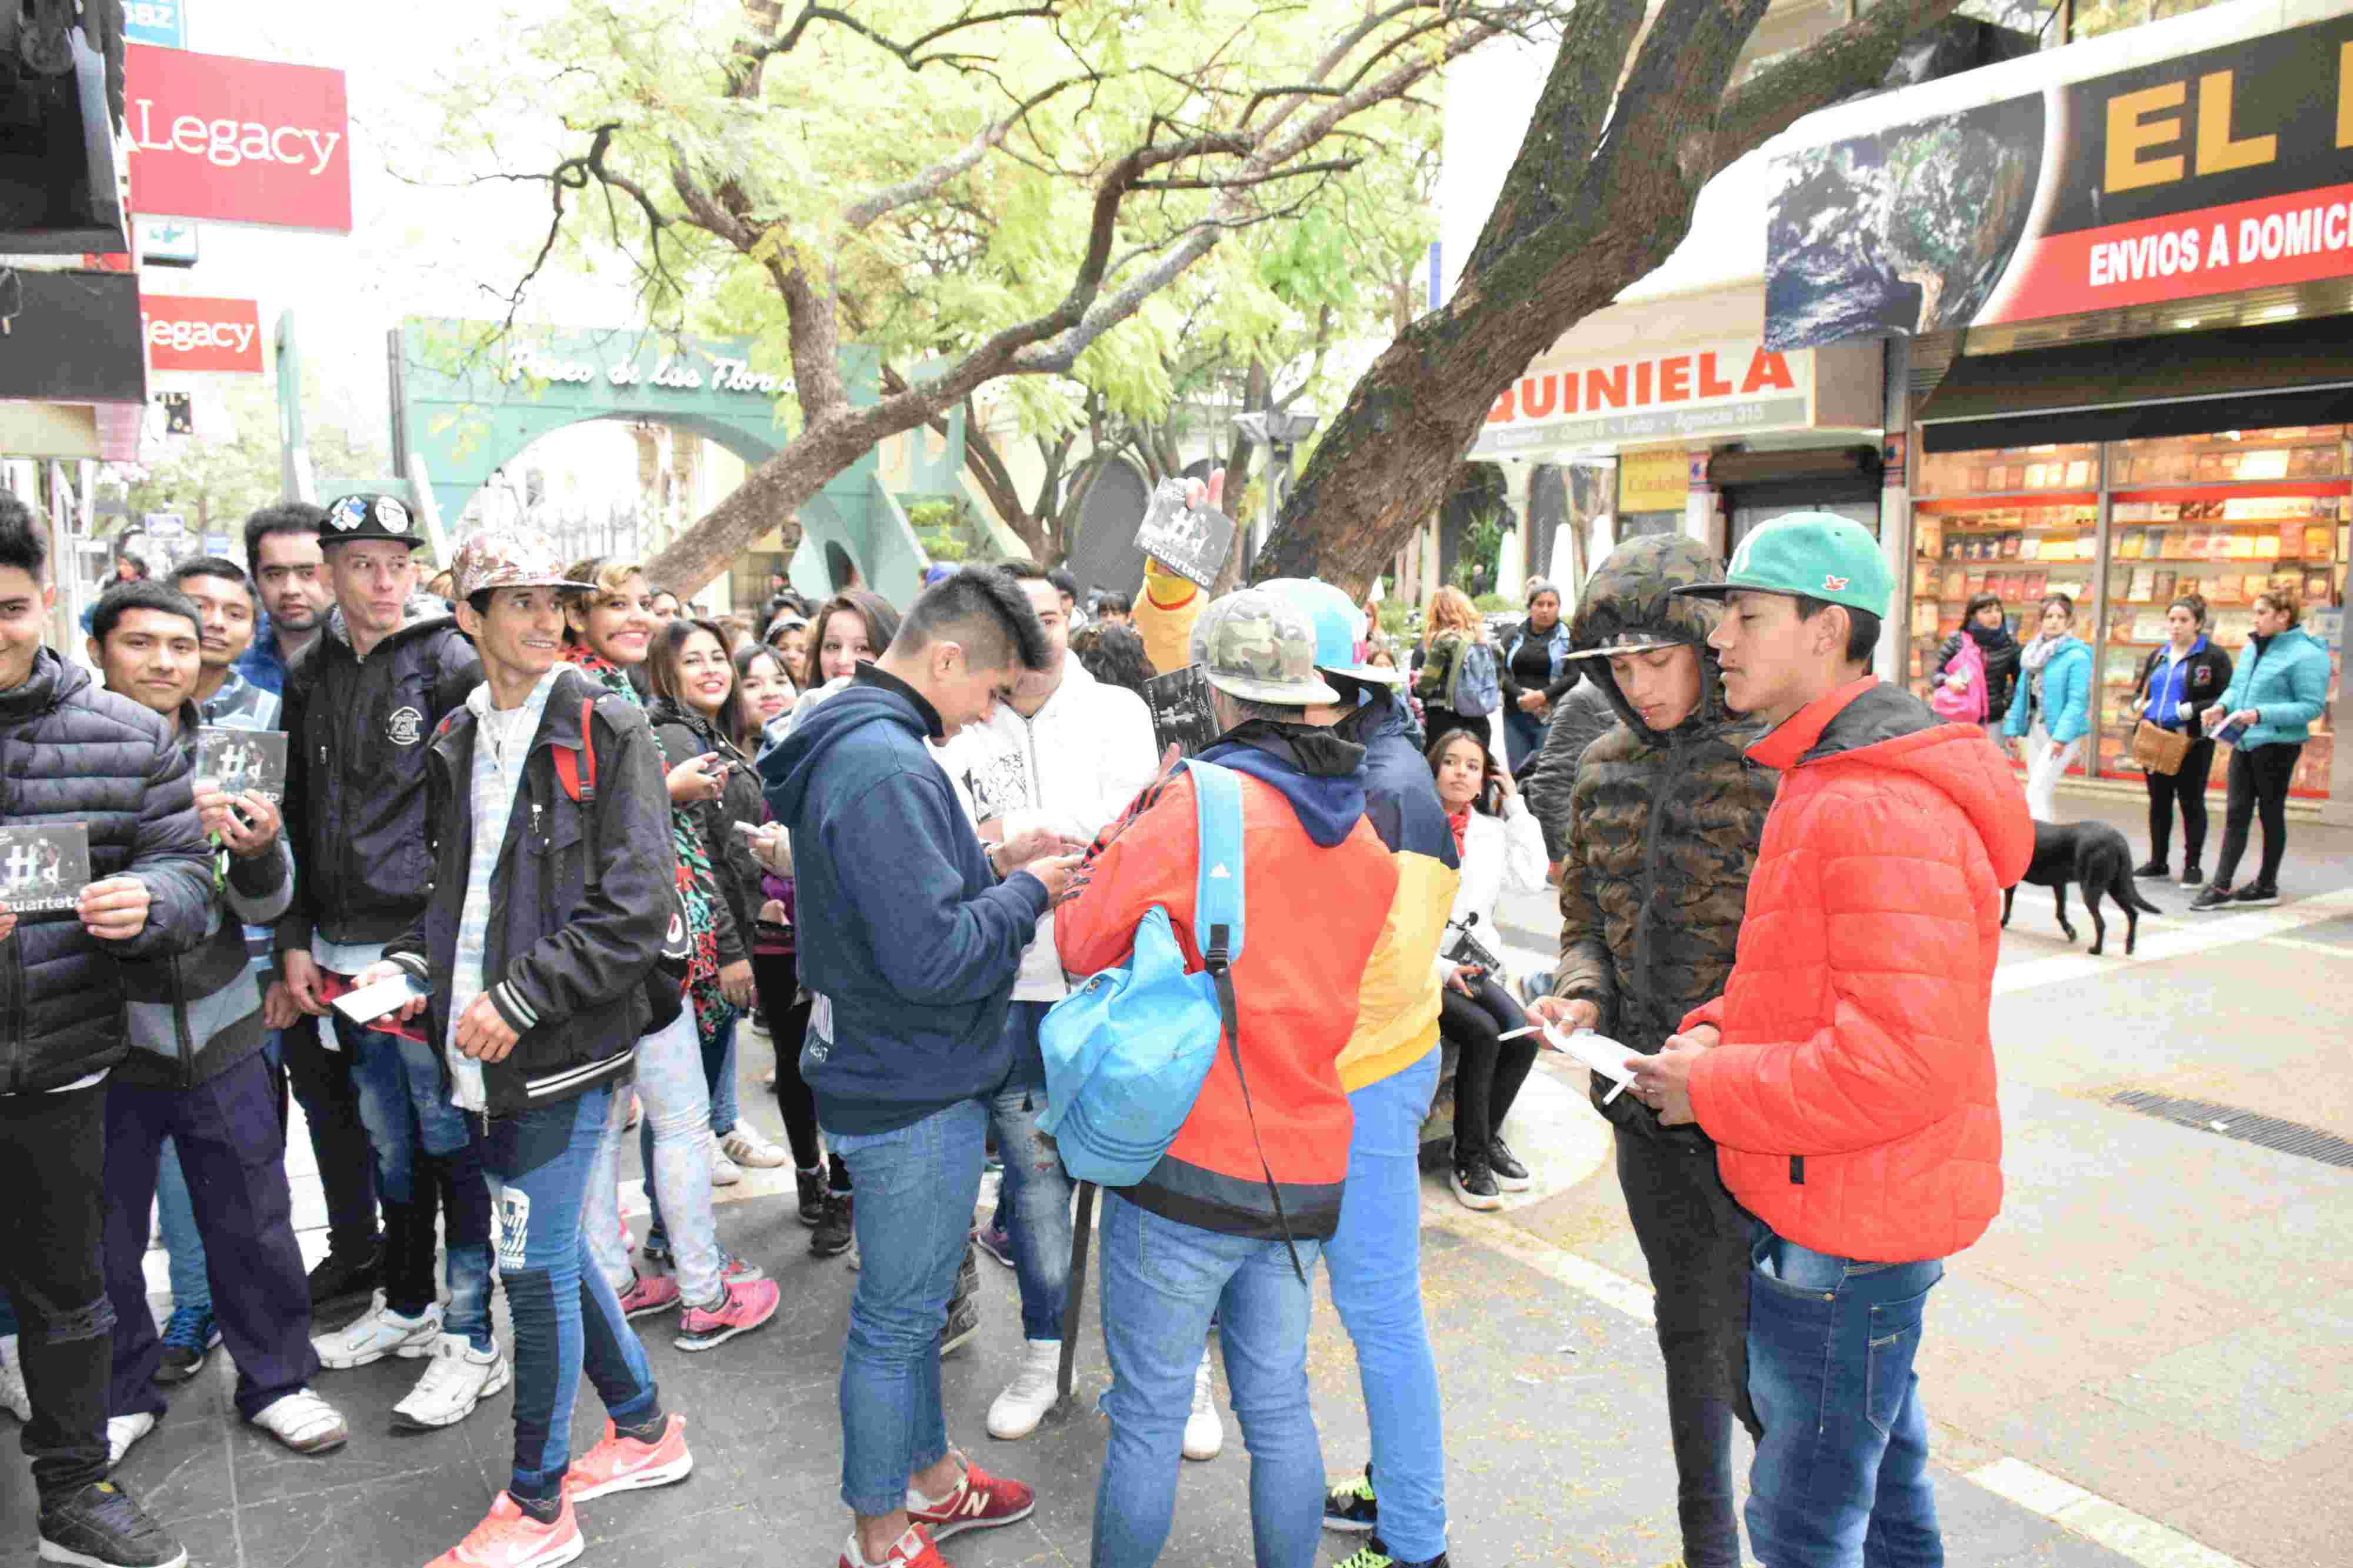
[708,1132,743,1187]
[721,1119,788,1169]
[986,1340,1063,1440]
[1182,1350,1224,1461]
[390,1335,512,1431]
[311,1294,443,1369]
[106,1411,156,1467]
[248,1388,349,1453]
[0,1335,29,1423]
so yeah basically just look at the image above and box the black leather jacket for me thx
[0,652,215,1091]
[278,613,481,955]
[385,670,678,1117]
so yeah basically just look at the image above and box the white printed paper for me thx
[332,973,428,1025]
[1502,1023,1639,1102]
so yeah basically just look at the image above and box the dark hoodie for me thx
[1552,535,1779,1141]
[759,666,1050,1136]
[1058,720,1398,1240]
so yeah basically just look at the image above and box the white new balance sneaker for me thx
[106,1411,156,1467]
[985,1340,1062,1440]
[311,1295,443,1369]
[1182,1350,1224,1461]
[391,1335,512,1431]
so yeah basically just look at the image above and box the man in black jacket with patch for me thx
[0,498,212,1568]
[275,495,502,1433]
[355,529,692,1567]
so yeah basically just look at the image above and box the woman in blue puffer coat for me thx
[2003,592,2092,822]
[2190,587,2332,910]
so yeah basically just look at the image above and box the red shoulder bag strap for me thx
[554,698,598,803]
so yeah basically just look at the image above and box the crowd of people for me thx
[0,489,2049,1568]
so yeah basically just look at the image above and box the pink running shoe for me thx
[615,1273,681,1320]
[425,1492,582,1568]
[674,1277,779,1352]
[562,1413,692,1504]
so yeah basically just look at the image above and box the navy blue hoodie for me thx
[759,667,1051,1135]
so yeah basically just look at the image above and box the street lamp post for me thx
[1230,409,1320,573]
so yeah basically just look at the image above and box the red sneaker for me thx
[615,1273,681,1320]
[835,1524,945,1568]
[675,1277,779,1352]
[561,1413,692,1504]
[425,1492,582,1568]
[905,1454,1035,1542]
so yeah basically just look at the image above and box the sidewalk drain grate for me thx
[2108,1091,2353,1170]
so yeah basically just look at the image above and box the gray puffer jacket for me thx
[0,652,216,1092]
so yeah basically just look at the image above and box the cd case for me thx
[0,823,92,915]
[195,728,288,804]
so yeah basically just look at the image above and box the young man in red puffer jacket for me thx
[1634,513,2032,1568]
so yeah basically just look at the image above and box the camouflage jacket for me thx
[1552,535,1778,1142]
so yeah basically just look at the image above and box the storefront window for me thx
[1909,428,2344,798]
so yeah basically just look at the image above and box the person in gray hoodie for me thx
[88,582,349,1469]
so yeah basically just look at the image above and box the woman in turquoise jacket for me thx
[2003,593,2093,821]
[2190,588,2333,910]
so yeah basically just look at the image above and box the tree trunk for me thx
[1254,0,1965,598]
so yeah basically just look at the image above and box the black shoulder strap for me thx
[1208,944,1305,1283]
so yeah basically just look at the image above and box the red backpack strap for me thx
[554,697,598,803]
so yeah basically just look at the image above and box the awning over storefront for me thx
[1916,314,2353,450]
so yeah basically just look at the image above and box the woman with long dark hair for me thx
[2130,595,2231,885]
[646,618,789,1185]
[1932,592,2021,722]
[1425,725,1549,1209]
[2192,587,2331,909]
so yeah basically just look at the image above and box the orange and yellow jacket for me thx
[1133,561,1460,1092]
[1056,726,1397,1240]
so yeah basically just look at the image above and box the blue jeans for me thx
[830,1097,986,1516]
[1745,1226,1945,1568]
[154,1141,209,1316]
[480,1085,659,1502]
[991,1003,1072,1342]
[340,1012,494,1350]
[1502,707,1548,773]
[708,1009,741,1135]
[1093,1191,1326,1568]
[1324,1049,1447,1562]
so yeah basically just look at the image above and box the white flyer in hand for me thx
[333,973,428,1025]
[1502,1023,1639,1102]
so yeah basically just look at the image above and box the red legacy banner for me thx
[143,295,264,373]
[124,44,351,234]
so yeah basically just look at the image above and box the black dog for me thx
[2002,820,2164,956]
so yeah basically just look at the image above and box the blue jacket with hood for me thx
[759,667,1051,1135]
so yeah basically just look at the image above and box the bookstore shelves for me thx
[1909,428,2347,799]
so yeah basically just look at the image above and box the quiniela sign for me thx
[1474,341,1812,456]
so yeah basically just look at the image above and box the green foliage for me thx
[1454,505,1507,589]
[114,382,386,536]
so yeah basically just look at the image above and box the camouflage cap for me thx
[1565,533,1725,660]
[449,528,596,602]
[1189,587,1342,706]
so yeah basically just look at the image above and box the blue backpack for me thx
[1450,639,1502,716]
[1038,759,1246,1188]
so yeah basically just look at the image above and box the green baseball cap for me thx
[1671,511,1892,617]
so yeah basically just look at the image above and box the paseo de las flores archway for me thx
[394,318,962,603]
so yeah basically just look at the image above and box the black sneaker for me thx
[151,1306,218,1386]
[1448,1159,1502,1212]
[305,1242,382,1308]
[1324,1463,1378,1533]
[2132,859,2168,879]
[939,1295,981,1358]
[2188,883,2236,912]
[794,1166,826,1227]
[2181,863,2204,887]
[1487,1136,1531,1191]
[811,1192,854,1258]
[1334,1539,1450,1568]
[2234,883,2281,906]
[38,1481,186,1568]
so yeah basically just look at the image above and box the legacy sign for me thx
[125,45,351,233]
[1474,341,1811,456]
[142,295,262,374]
